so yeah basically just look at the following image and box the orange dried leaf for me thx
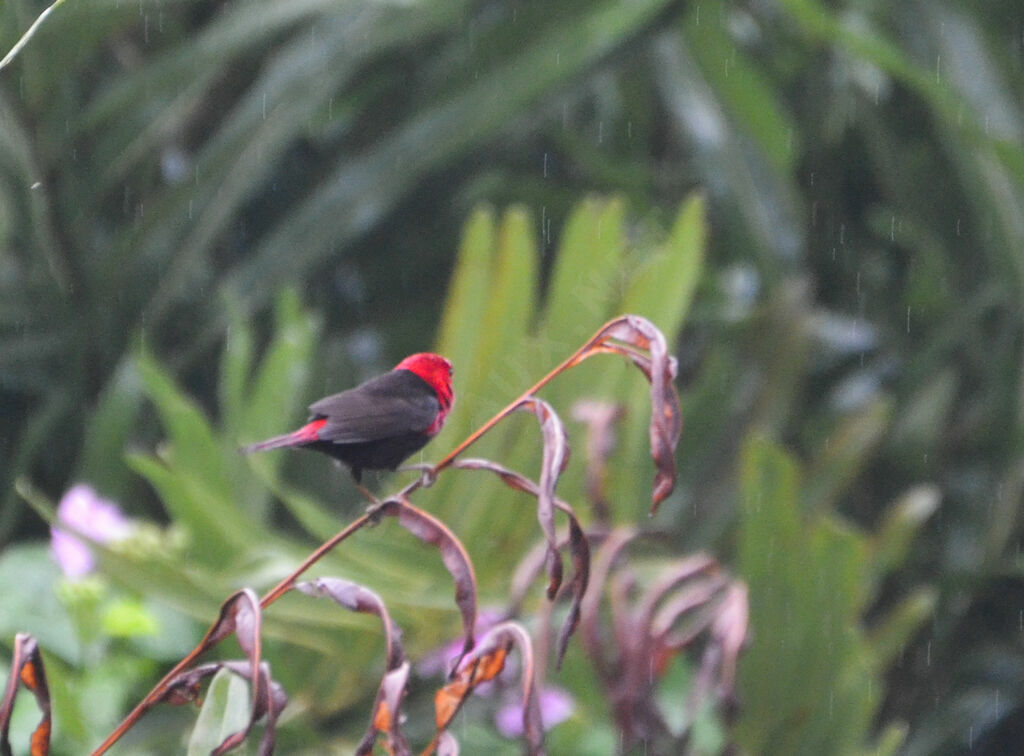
[1,634,51,756]
[471,646,508,684]
[452,458,591,666]
[20,660,39,689]
[373,699,392,732]
[434,681,469,729]
[30,719,50,756]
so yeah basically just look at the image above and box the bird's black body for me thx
[303,368,441,482]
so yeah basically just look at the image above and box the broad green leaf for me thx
[241,287,318,443]
[479,207,538,380]
[75,359,144,501]
[219,294,256,443]
[430,206,538,525]
[735,436,912,754]
[187,669,251,756]
[136,351,233,503]
[685,5,800,173]
[434,206,497,447]
[606,194,708,514]
[126,454,249,562]
[0,545,79,665]
[618,193,707,334]
[540,196,627,412]
[801,398,891,515]
[543,196,625,352]
[867,588,938,669]
[871,486,940,578]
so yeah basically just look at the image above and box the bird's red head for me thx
[394,353,454,434]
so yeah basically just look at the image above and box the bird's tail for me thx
[240,419,325,454]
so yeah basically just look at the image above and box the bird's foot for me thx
[398,463,438,488]
[364,500,387,525]
[356,483,386,525]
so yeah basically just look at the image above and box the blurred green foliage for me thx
[737,436,936,755]
[1,0,1023,752]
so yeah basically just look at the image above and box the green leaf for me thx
[685,9,800,173]
[867,588,938,669]
[136,351,233,503]
[619,193,707,333]
[187,669,251,756]
[871,486,940,578]
[219,294,256,443]
[239,288,318,444]
[540,196,627,409]
[606,193,708,514]
[543,196,626,350]
[479,207,539,378]
[0,545,79,665]
[435,206,497,445]
[802,398,892,515]
[215,0,679,332]
[100,598,159,638]
[126,454,249,563]
[74,359,144,501]
[735,436,910,754]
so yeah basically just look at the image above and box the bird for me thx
[241,353,454,482]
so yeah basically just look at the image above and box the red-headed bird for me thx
[241,353,454,482]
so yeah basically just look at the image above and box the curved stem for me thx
[91,513,373,756]
[431,324,618,474]
[92,316,627,754]
[258,512,372,608]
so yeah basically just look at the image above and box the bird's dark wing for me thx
[308,369,439,444]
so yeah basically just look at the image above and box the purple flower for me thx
[495,686,574,738]
[51,484,132,578]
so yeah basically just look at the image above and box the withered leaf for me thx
[0,634,51,756]
[708,582,749,695]
[453,458,590,667]
[377,497,477,674]
[297,577,405,670]
[509,396,570,600]
[357,662,411,756]
[434,622,544,755]
[575,315,682,515]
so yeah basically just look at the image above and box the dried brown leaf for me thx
[634,555,719,641]
[219,661,287,756]
[0,634,51,756]
[574,315,682,514]
[709,582,749,695]
[434,622,544,755]
[651,576,730,652]
[378,497,477,674]
[509,396,570,600]
[452,458,590,667]
[555,514,589,669]
[463,623,544,754]
[357,662,411,756]
[297,577,405,669]
[433,677,470,732]
[570,400,625,523]
[579,527,637,674]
